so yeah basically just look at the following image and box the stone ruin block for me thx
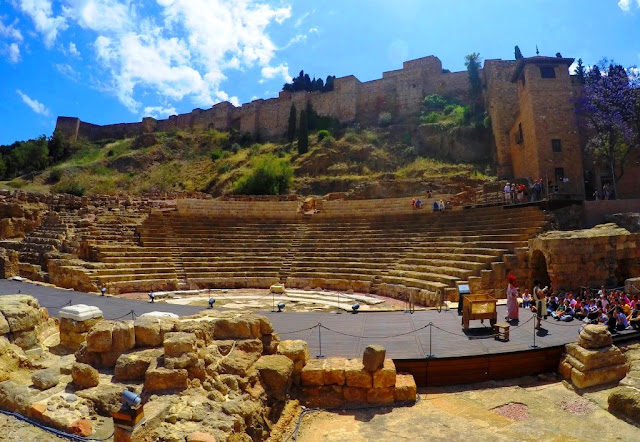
[301,385,345,409]
[277,339,309,377]
[344,359,372,389]
[373,359,396,388]
[559,324,629,389]
[144,368,189,393]
[0,295,50,350]
[366,387,395,405]
[394,374,417,403]
[323,357,346,386]
[164,332,197,357]
[254,355,294,400]
[362,344,386,372]
[300,358,325,387]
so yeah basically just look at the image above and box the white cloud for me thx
[284,34,306,48]
[8,42,21,63]
[16,89,50,116]
[61,0,134,32]
[15,0,68,48]
[294,9,315,28]
[143,105,177,119]
[618,0,640,11]
[0,17,24,41]
[83,0,292,112]
[68,41,80,56]
[261,63,291,83]
[55,62,81,81]
[308,27,318,34]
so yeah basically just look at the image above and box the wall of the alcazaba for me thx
[58,55,473,143]
[483,60,519,178]
[55,117,80,140]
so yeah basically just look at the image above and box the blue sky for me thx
[0,0,639,145]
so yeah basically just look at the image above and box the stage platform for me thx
[2,280,637,387]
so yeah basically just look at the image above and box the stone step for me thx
[377,276,449,292]
[93,273,178,283]
[399,258,488,271]
[384,269,460,286]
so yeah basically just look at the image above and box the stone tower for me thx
[508,56,585,198]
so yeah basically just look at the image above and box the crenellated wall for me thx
[55,55,472,143]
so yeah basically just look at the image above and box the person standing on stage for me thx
[533,278,549,329]
[505,274,519,322]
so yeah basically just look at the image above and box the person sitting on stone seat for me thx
[433,201,439,212]
[559,301,575,322]
[438,199,445,211]
[552,299,568,320]
[615,306,631,330]
[606,309,618,333]
[521,289,531,308]
[628,303,640,330]
[415,198,422,209]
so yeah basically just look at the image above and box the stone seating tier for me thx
[50,204,550,300]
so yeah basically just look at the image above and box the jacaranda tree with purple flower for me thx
[577,61,639,198]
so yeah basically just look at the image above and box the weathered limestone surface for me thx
[608,386,640,426]
[72,362,99,389]
[254,355,294,400]
[0,295,48,349]
[144,368,189,393]
[363,345,386,372]
[31,368,60,390]
[559,325,629,389]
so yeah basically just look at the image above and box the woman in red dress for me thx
[505,274,519,322]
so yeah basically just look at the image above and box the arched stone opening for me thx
[531,250,550,286]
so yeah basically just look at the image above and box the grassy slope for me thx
[1,127,496,197]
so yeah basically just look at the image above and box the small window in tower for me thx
[555,167,565,182]
[516,123,524,144]
[540,66,556,78]
[552,139,562,152]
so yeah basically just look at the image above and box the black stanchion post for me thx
[531,312,538,349]
[316,323,325,358]
[427,323,434,358]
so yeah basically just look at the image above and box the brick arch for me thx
[530,249,551,287]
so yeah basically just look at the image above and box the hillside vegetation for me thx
[1,112,496,198]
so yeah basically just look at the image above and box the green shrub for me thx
[401,132,412,146]
[53,179,85,196]
[443,104,457,115]
[232,154,293,195]
[378,112,392,127]
[421,112,440,124]
[230,143,241,154]
[320,135,335,147]
[48,168,64,183]
[423,94,450,111]
[483,114,492,129]
[217,162,232,174]
[317,130,330,141]
[210,148,226,161]
[7,178,26,189]
[343,130,360,144]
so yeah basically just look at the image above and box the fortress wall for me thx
[55,117,80,140]
[435,71,470,102]
[59,55,475,142]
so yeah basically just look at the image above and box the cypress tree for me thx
[287,103,297,142]
[575,58,586,84]
[297,110,309,155]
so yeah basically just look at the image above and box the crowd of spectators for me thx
[527,284,640,332]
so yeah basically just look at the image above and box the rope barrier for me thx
[108,309,136,321]
[40,299,73,309]
[319,323,431,339]
[276,324,321,335]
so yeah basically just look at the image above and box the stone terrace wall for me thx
[56,55,472,142]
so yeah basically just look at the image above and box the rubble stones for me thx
[277,340,309,373]
[134,316,175,347]
[362,345,386,372]
[31,368,60,390]
[164,332,197,357]
[144,368,189,393]
[114,354,153,380]
[253,355,294,400]
[578,325,613,349]
[111,320,135,352]
[86,321,114,353]
[71,362,99,389]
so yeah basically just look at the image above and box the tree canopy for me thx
[282,70,336,93]
[577,60,639,197]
